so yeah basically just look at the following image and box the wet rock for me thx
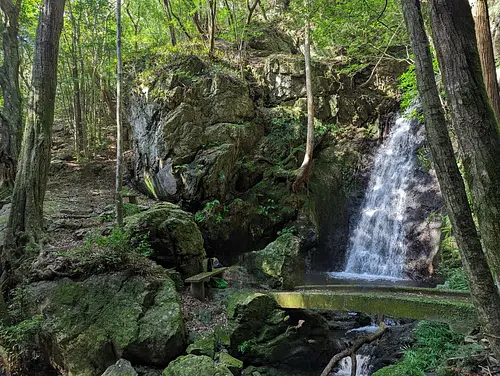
[125,202,206,277]
[26,272,186,376]
[101,359,138,376]
[241,233,305,289]
[162,354,232,376]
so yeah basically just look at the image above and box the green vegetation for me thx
[0,315,43,365]
[57,228,153,273]
[373,321,482,376]
[195,200,228,224]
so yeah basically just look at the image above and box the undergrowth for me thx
[57,227,155,275]
[373,321,482,376]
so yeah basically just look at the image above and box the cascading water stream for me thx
[333,109,419,280]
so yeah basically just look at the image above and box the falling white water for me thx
[332,355,372,376]
[340,111,419,279]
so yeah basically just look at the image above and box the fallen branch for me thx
[320,323,387,376]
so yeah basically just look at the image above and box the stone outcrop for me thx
[125,202,206,277]
[26,273,186,376]
[126,52,405,266]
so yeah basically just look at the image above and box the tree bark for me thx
[402,0,500,360]
[430,0,500,286]
[115,0,124,228]
[0,0,22,193]
[68,1,85,160]
[163,0,177,46]
[472,0,500,125]
[292,13,314,192]
[2,0,66,276]
[208,0,217,57]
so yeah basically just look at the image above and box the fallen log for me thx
[320,322,387,376]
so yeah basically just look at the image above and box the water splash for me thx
[332,355,371,376]
[341,111,419,279]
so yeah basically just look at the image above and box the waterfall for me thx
[337,111,419,280]
[332,355,372,376]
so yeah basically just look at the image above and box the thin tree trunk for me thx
[68,2,84,160]
[208,0,217,57]
[402,0,500,360]
[292,12,314,192]
[163,0,177,46]
[430,0,500,287]
[115,0,124,228]
[2,0,66,280]
[472,0,500,125]
[0,0,22,193]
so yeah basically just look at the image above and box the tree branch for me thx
[320,323,387,376]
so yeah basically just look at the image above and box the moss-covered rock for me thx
[226,293,278,351]
[26,272,186,376]
[216,353,243,376]
[162,355,232,376]
[101,359,138,376]
[125,202,205,277]
[186,334,216,358]
[241,233,304,289]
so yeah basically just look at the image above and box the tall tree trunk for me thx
[292,13,314,192]
[1,0,66,278]
[472,0,500,124]
[0,0,22,194]
[68,2,84,160]
[208,0,217,57]
[402,0,500,359]
[430,0,500,285]
[163,0,177,46]
[115,0,124,228]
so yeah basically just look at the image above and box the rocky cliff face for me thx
[125,48,440,277]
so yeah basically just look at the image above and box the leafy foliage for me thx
[0,315,43,363]
[373,321,480,376]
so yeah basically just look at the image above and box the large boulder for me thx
[125,202,206,277]
[162,355,232,376]
[26,272,186,376]
[127,56,260,203]
[226,293,341,372]
[241,233,305,289]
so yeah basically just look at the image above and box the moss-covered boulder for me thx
[125,202,206,277]
[26,272,186,376]
[162,355,232,376]
[186,334,216,358]
[241,233,305,289]
[216,353,243,376]
[101,359,138,376]
[226,293,278,350]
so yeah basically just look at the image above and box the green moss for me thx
[162,355,232,376]
[271,290,476,331]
